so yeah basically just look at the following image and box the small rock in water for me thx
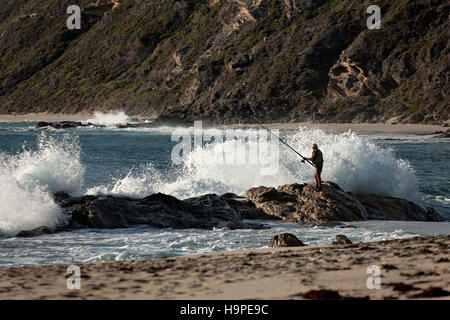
[434,132,450,138]
[332,234,353,245]
[269,233,305,248]
[16,226,55,238]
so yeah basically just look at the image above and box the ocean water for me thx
[0,115,449,268]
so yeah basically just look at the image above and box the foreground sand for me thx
[0,236,448,300]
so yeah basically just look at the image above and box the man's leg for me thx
[314,170,319,189]
[317,166,322,190]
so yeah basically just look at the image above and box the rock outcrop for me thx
[35,121,157,130]
[15,226,56,238]
[333,234,353,245]
[15,181,444,237]
[434,131,450,139]
[246,182,443,223]
[353,193,443,222]
[246,182,368,223]
[269,233,305,248]
[52,191,265,232]
[35,121,101,130]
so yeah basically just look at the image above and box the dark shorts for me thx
[315,163,323,175]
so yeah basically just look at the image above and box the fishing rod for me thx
[251,115,316,168]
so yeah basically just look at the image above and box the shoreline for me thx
[0,113,94,122]
[0,113,448,134]
[0,235,448,300]
[221,122,449,134]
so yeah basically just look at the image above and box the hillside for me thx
[0,0,448,124]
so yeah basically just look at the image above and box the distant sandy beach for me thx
[223,122,450,134]
[0,236,448,300]
[0,113,94,122]
[0,113,448,134]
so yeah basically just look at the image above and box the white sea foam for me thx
[87,110,132,126]
[87,126,421,202]
[0,133,83,236]
[4,220,449,267]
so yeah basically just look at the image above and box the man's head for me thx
[312,143,318,150]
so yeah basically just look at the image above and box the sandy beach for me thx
[0,235,448,300]
[222,122,450,134]
[0,113,94,123]
[0,112,448,134]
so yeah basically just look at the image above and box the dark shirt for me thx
[312,149,323,167]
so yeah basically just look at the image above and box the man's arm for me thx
[305,151,316,161]
[303,151,316,162]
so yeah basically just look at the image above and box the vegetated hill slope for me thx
[0,0,448,124]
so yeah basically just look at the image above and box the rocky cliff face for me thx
[0,0,448,124]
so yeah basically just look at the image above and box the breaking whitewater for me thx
[0,113,449,267]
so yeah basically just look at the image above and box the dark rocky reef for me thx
[16,226,56,238]
[433,131,450,139]
[53,191,264,231]
[246,182,443,223]
[35,121,101,130]
[35,121,157,130]
[15,182,444,237]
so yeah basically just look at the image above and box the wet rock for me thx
[114,123,156,129]
[269,233,305,248]
[16,226,55,238]
[425,208,443,221]
[218,193,276,220]
[35,121,102,130]
[434,132,450,138]
[246,182,443,223]
[41,181,442,235]
[35,121,82,129]
[354,194,444,221]
[246,182,368,223]
[35,121,52,129]
[53,192,266,231]
[333,234,352,245]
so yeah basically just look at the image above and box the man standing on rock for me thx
[302,143,323,191]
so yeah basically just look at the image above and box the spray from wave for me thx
[87,110,132,126]
[87,126,421,202]
[0,133,84,236]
